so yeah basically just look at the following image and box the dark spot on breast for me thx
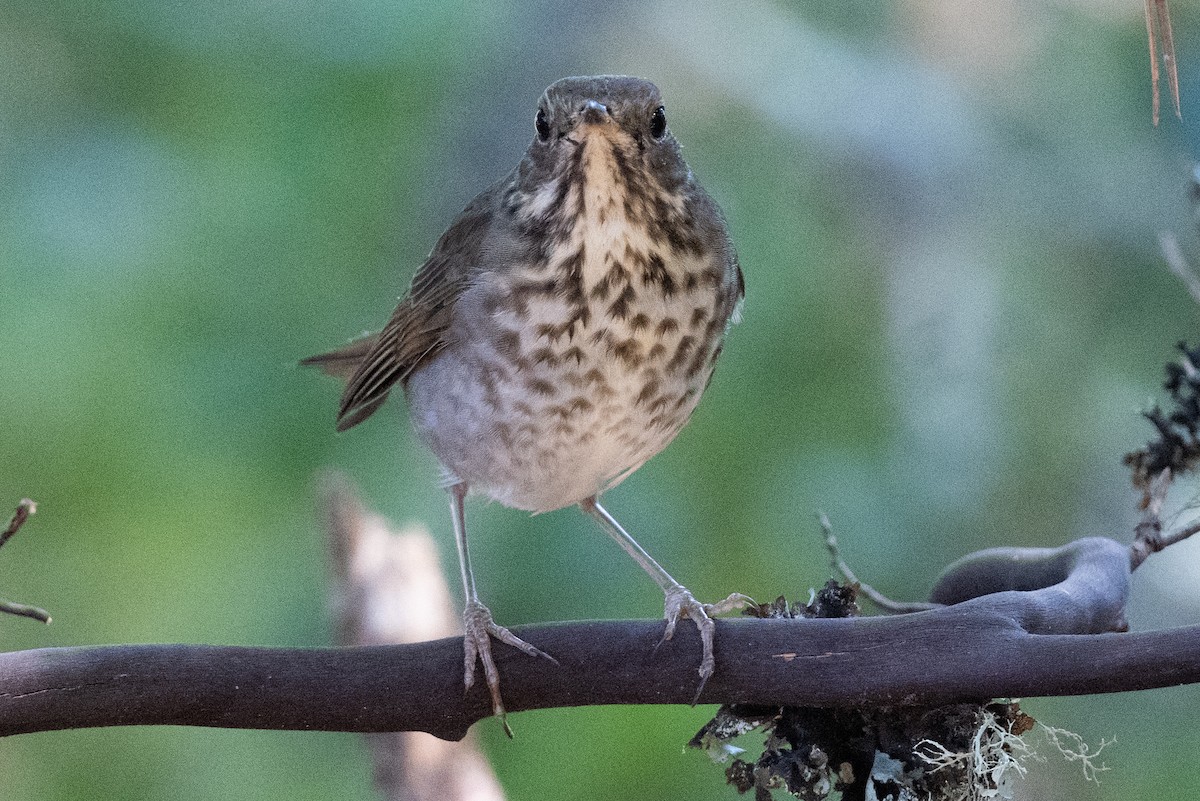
[607,284,636,320]
[629,313,650,332]
[481,292,505,316]
[655,318,679,336]
[596,259,630,298]
[525,377,557,397]
[646,395,671,415]
[476,362,499,397]
[624,246,648,271]
[667,335,695,372]
[530,347,559,366]
[643,252,676,297]
[673,388,697,410]
[708,343,725,367]
[612,338,643,368]
[536,320,583,342]
[636,378,660,406]
[691,307,708,327]
[686,342,712,380]
[492,422,515,447]
[568,396,595,414]
[496,330,521,358]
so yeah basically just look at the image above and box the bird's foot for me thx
[661,586,755,703]
[462,599,557,737]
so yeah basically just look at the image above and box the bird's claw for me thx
[462,599,557,736]
[661,586,754,702]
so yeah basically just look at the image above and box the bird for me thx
[304,75,749,731]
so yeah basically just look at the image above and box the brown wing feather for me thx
[330,186,500,431]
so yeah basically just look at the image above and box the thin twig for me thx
[818,513,938,614]
[0,499,37,551]
[0,600,51,624]
[1129,467,1200,570]
[1146,0,1182,126]
[1131,468,1173,570]
[1161,518,1200,552]
[0,500,50,624]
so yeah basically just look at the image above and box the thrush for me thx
[304,75,750,731]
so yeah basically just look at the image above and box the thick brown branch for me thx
[0,616,1197,742]
[0,535,1181,742]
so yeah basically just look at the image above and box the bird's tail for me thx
[300,335,379,381]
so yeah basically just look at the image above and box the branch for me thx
[1145,0,1182,126]
[3,536,1195,742]
[0,499,36,550]
[820,513,937,614]
[0,499,50,624]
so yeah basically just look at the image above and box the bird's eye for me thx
[535,109,551,141]
[649,106,667,140]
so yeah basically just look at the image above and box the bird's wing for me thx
[319,189,497,432]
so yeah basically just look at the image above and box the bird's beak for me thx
[579,99,611,126]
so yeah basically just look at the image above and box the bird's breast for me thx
[406,177,734,511]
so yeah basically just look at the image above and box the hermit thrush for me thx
[305,75,749,730]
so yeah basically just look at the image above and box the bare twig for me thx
[1145,0,1182,126]
[1131,468,1171,570]
[0,499,37,551]
[818,513,938,614]
[1129,468,1200,571]
[0,499,50,624]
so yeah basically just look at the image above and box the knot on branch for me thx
[927,537,1131,635]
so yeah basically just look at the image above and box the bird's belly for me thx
[405,325,713,513]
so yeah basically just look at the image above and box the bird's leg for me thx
[449,483,556,736]
[579,496,752,699]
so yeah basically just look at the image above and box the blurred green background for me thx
[2,0,1200,798]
